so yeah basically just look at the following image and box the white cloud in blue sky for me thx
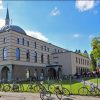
[0,19,5,28]
[89,34,95,40]
[0,0,5,28]
[0,0,4,10]
[25,30,48,42]
[73,34,80,38]
[76,0,95,12]
[50,7,60,16]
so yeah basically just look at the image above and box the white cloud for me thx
[0,19,5,28]
[73,34,80,38]
[0,0,3,10]
[76,0,95,12]
[25,30,48,42]
[89,34,94,40]
[50,7,60,16]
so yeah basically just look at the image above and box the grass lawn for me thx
[88,78,100,84]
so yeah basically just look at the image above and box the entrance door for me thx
[1,67,9,81]
[48,68,56,79]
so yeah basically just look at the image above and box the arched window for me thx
[26,50,30,61]
[34,51,37,63]
[16,48,20,60]
[41,53,44,63]
[47,55,50,64]
[3,47,8,60]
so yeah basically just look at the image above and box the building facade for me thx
[0,8,90,81]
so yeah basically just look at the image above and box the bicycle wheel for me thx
[45,90,51,97]
[19,84,24,92]
[27,84,33,92]
[4,85,11,92]
[12,85,19,92]
[94,87,100,96]
[34,85,40,92]
[56,89,62,100]
[78,87,89,95]
[63,88,70,96]
[49,84,55,93]
[40,91,45,100]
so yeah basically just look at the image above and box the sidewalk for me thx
[0,92,100,100]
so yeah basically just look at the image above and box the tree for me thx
[90,37,100,70]
[90,53,97,71]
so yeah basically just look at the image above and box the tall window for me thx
[34,51,37,63]
[35,42,36,49]
[41,46,43,50]
[3,47,8,60]
[27,41,29,47]
[22,38,24,45]
[47,48,49,52]
[4,38,6,43]
[55,49,56,53]
[17,38,19,44]
[41,53,44,63]
[79,58,80,64]
[47,55,50,64]
[81,58,82,64]
[26,50,30,61]
[76,57,78,63]
[16,48,20,60]
[83,59,84,65]
[44,46,46,51]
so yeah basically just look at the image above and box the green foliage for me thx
[90,36,100,70]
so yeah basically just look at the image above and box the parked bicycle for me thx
[0,80,5,91]
[54,79,70,100]
[27,80,34,92]
[3,81,19,92]
[78,80,100,96]
[39,81,51,100]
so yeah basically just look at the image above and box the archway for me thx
[48,68,56,79]
[1,67,9,81]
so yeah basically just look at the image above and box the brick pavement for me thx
[0,92,100,100]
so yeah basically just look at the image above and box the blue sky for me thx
[0,0,100,54]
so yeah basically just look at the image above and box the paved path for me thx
[0,92,100,100]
